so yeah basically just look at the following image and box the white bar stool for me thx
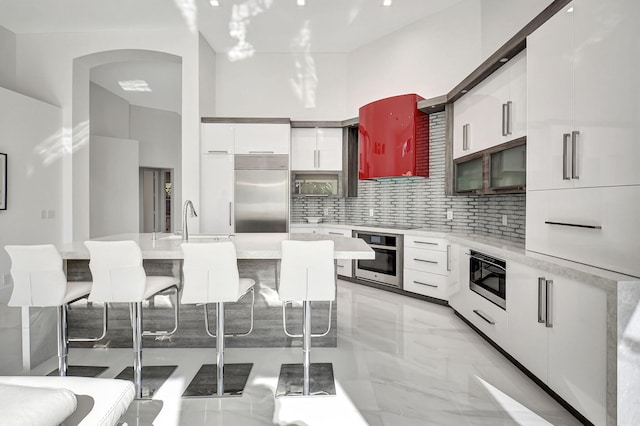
[276,239,336,397]
[84,240,180,399]
[4,244,107,376]
[180,240,256,397]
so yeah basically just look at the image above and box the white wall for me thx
[130,105,182,232]
[346,0,482,117]
[480,0,554,60]
[15,30,201,241]
[89,136,139,237]
[90,82,130,139]
[199,33,216,118]
[0,26,16,92]
[215,53,348,120]
[0,87,63,282]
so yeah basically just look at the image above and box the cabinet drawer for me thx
[404,247,448,275]
[403,269,448,301]
[526,186,640,277]
[460,289,508,348]
[322,228,351,237]
[336,259,352,278]
[404,235,448,252]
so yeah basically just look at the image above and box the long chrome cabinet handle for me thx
[473,309,495,325]
[544,221,602,230]
[414,280,438,288]
[507,101,513,135]
[249,150,275,154]
[446,245,451,272]
[562,133,571,180]
[463,124,470,151]
[328,232,343,235]
[571,131,580,179]
[545,280,553,328]
[229,202,232,226]
[314,150,318,168]
[502,103,509,136]
[317,150,321,168]
[414,240,438,246]
[414,258,438,264]
[206,150,230,154]
[538,277,546,324]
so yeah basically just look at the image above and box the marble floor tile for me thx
[20,280,582,425]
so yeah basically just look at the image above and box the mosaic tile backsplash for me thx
[291,111,526,242]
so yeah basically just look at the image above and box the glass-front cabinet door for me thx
[490,144,526,190]
[455,157,483,193]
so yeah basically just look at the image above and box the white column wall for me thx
[89,136,139,238]
[15,29,201,242]
[89,82,130,139]
[199,33,217,118]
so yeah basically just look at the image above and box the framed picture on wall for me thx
[0,153,6,210]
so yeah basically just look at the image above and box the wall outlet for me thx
[324,207,329,216]
[446,210,453,221]
[502,215,508,226]
[47,209,56,219]
[369,208,374,217]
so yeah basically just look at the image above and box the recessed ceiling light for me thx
[297,0,306,6]
[209,0,220,6]
[118,80,152,92]
[499,57,509,63]
[382,0,392,6]
[461,89,468,93]
[567,6,574,12]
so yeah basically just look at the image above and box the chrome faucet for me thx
[183,200,198,241]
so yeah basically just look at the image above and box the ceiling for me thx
[0,0,464,113]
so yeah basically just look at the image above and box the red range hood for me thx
[358,93,429,179]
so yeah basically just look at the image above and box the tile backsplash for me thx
[291,111,526,242]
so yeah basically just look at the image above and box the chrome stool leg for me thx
[276,301,336,397]
[57,305,68,377]
[131,302,143,399]
[216,302,225,396]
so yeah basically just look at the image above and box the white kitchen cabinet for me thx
[448,245,469,312]
[403,235,450,301]
[202,122,291,155]
[507,261,607,426]
[527,186,640,278]
[290,225,319,234]
[200,153,234,234]
[453,51,527,160]
[527,0,640,191]
[291,128,342,171]
[321,227,353,278]
[234,123,290,155]
[459,284,509,348]
[201,123,235,154]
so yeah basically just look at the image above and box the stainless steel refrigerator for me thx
[234,154,289,233]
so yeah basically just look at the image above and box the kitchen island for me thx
[57,232,373,350]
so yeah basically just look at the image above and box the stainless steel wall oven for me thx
[469,250,507,309]
[354,231,402,287]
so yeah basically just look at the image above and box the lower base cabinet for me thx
[507,261,607,426]
[321,227,353,278]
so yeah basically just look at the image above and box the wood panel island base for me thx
[57,233,374,350]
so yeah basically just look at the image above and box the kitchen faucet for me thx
[183,200,198,241]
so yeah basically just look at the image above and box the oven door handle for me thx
[367,244,397,250]
[469,255,506,271]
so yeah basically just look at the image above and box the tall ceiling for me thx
[0,0,465,113]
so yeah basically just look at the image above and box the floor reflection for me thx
[29,280,582,425]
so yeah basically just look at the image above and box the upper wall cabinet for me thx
[201,123,235,154]
[291,128,343,171]
[453,51,527,160]
[201,121,290,155]
[527,0,640,191]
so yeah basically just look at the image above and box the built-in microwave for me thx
[469,250,506,309]
[292,172,340,196]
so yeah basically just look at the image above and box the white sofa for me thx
[0,376,135,426]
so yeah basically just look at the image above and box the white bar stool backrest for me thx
[181,241,242,304]
[84,241,147,303]
[5,244,67,307]
[278,240,335,302]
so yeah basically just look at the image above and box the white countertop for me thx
[58,232,374,261]
[291,222,640,292]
